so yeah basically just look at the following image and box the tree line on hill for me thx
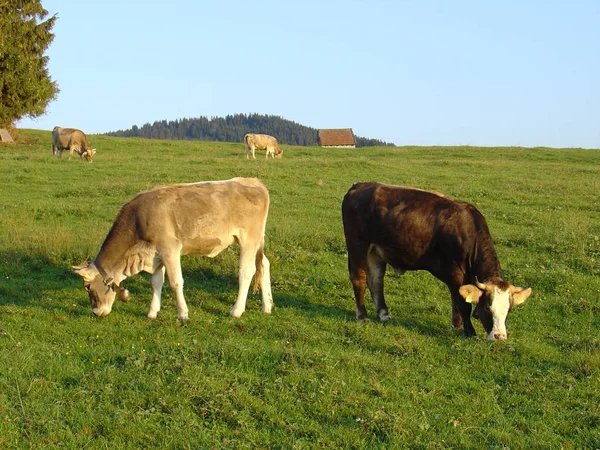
[105,114,396,147]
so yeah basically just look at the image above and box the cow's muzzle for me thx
[92,307,111,317]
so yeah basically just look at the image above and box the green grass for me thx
[1,129,599,449]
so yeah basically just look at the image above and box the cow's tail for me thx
[253,240,264,294]
[244,134,250,157]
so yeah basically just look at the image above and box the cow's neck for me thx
[94,222,139,283]
[472,231,503,282]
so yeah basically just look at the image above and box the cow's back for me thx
[247,134,277,148]
[117,178,269,254]
[342,182,485,270]
[54,127,89,148]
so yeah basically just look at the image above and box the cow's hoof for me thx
[147,312,158,320]
[379,313,392,322]
[230,309,245,318]
[357,316,370,323]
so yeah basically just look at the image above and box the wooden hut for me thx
[0,128,14,143]
[318,128,356,148]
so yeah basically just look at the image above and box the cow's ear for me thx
[73,263,96,282]
[459,285,483,304]
[511,286,532,306]
[72,262,88,271]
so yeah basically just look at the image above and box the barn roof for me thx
[318,128,356,146]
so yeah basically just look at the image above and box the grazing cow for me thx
[52,126,96,162]
[244,133,283,159]
[73,177,273,320]
[341,182,531,340]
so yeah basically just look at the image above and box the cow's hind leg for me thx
[147,266,166,319]
[367,245,391,322]
[258,253,273,314]
[346,240,369,321]
[230,245,258,318]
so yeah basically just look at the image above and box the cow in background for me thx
[52,126,96,162]
[244,133,283,159]
[73,178,274,320]
[342,182,531,340]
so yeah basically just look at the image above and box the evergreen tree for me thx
[106,114,396,147]
[0,0,59,128]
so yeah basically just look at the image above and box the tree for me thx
[0,0,59,128]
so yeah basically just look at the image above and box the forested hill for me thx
[105,113,395,147]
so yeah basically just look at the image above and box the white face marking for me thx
[488,287,510,340]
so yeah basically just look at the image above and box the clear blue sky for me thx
[17,0,600,148]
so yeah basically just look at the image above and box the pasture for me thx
[1,129,599,448]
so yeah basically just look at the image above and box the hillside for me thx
[2,130,598,448]
[105,113,396,147]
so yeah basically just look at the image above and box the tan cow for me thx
[52,126,97,162]
[73,177,273,320]
[244,133,283,159]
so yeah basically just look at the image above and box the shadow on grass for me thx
[275,292,354,321]
[0,249,481,342]
[0,250,92,317]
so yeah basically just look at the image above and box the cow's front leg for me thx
[147,266,166,319]
[445,272,476,336]
[456,295,475,336]
[230,247,257,318]
[162,249,188,320]
[367,246,391,322]
[448,285,475,336]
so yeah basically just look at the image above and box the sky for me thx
[17,0,600,148]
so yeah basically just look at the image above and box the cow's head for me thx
[275,148,283,158]
[73,261,129,317]
[459,277,531,341]
[82,148,96,162]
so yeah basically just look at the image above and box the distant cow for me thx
[73,178,274,320]
[52,126,96,162]
[341,182,531,340]
[244,134,283,159]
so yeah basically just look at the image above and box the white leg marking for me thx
[260,254,273,314]
[147,266,165,319]
[163,251,188,320]
[230,248,257,318]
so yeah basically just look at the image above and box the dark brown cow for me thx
[341,182,531,340]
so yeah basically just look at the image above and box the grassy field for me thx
[0,129,599,449]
